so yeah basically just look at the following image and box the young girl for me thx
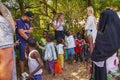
[56,38,64,69]
[39,34,57,75]
[74,32,84,62]
[65,30,76,64]
[26,37,43,80]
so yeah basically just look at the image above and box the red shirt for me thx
[74,39,83,54]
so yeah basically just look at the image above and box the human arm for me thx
[27,52,43,79]
[18,29,29,40]
[24,27,33,33]
[14,40,20,46]
[53,21,63,30]
[17,20,29,40]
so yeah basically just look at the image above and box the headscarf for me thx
[0,2,15,33]
[91,9,120,61]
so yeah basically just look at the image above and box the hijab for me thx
[91,9,120,61]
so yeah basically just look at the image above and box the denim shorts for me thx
[18,43,26,61]
[66,48,75,60]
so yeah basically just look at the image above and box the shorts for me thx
[32,74,42,80]
[18,43,26,61]
[66,48,75,60]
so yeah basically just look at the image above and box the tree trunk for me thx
[55,0,57,13]
[18,0,25,16]
[87,0,92,6]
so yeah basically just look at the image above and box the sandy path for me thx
[43,62,90,80]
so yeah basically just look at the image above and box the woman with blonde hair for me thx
[53,13,65,40]
[85,6,97,55]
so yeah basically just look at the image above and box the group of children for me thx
[24,30,90,80]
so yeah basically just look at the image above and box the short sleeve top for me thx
[16,18,32,43]
[53,20,64,31]
[0,15,14,48]
[56,44,64,54]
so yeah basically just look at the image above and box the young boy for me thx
[26,37,43,80]
[65,30,76,64]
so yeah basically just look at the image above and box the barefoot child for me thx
[74,32,84,62]
[39,30,48,60]
[56,38,64,69]
[39,34,57,75]
[26,37,43,80]
[65,30,76,64]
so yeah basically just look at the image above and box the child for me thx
[39,30,48,46]
[39,34,57,75]
[74,32,84,62]
[65,30,76,64]
[26,37,43,80]
[56,38,64,69]
[39,30,48,60]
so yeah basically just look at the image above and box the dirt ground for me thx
[43,61,90,80]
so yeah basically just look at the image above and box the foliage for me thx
[1,0,120,35]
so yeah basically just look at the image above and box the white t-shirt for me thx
[85,15,97,43]
[53,20,64,31]
[65,35,76,49]
[56,44,64,54]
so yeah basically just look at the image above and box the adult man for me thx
[0,3,15,80]
[16,11,34,75]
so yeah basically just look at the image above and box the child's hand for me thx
[54,60,57,62]
[27,73,33,79]
[14,40,20,46]
[36,41,40,47]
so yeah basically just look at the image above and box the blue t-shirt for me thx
[16,18,32,44]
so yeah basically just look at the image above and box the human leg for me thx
[48,60,54,75]
[79,53,83,62]
[0,47,14,80]
[87,35,93,55]
[58,54,64,68]
[75,54,78,62]
[18,43,26,74]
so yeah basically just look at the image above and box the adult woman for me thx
[53,13,65,40]
[91,9,120,80]
[0,3,15,80]
[85,6,97,54]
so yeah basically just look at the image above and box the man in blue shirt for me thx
[16,11,34,75]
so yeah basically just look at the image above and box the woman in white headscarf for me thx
[0,2,15,80]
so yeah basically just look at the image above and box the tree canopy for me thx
[1,0,120,38]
